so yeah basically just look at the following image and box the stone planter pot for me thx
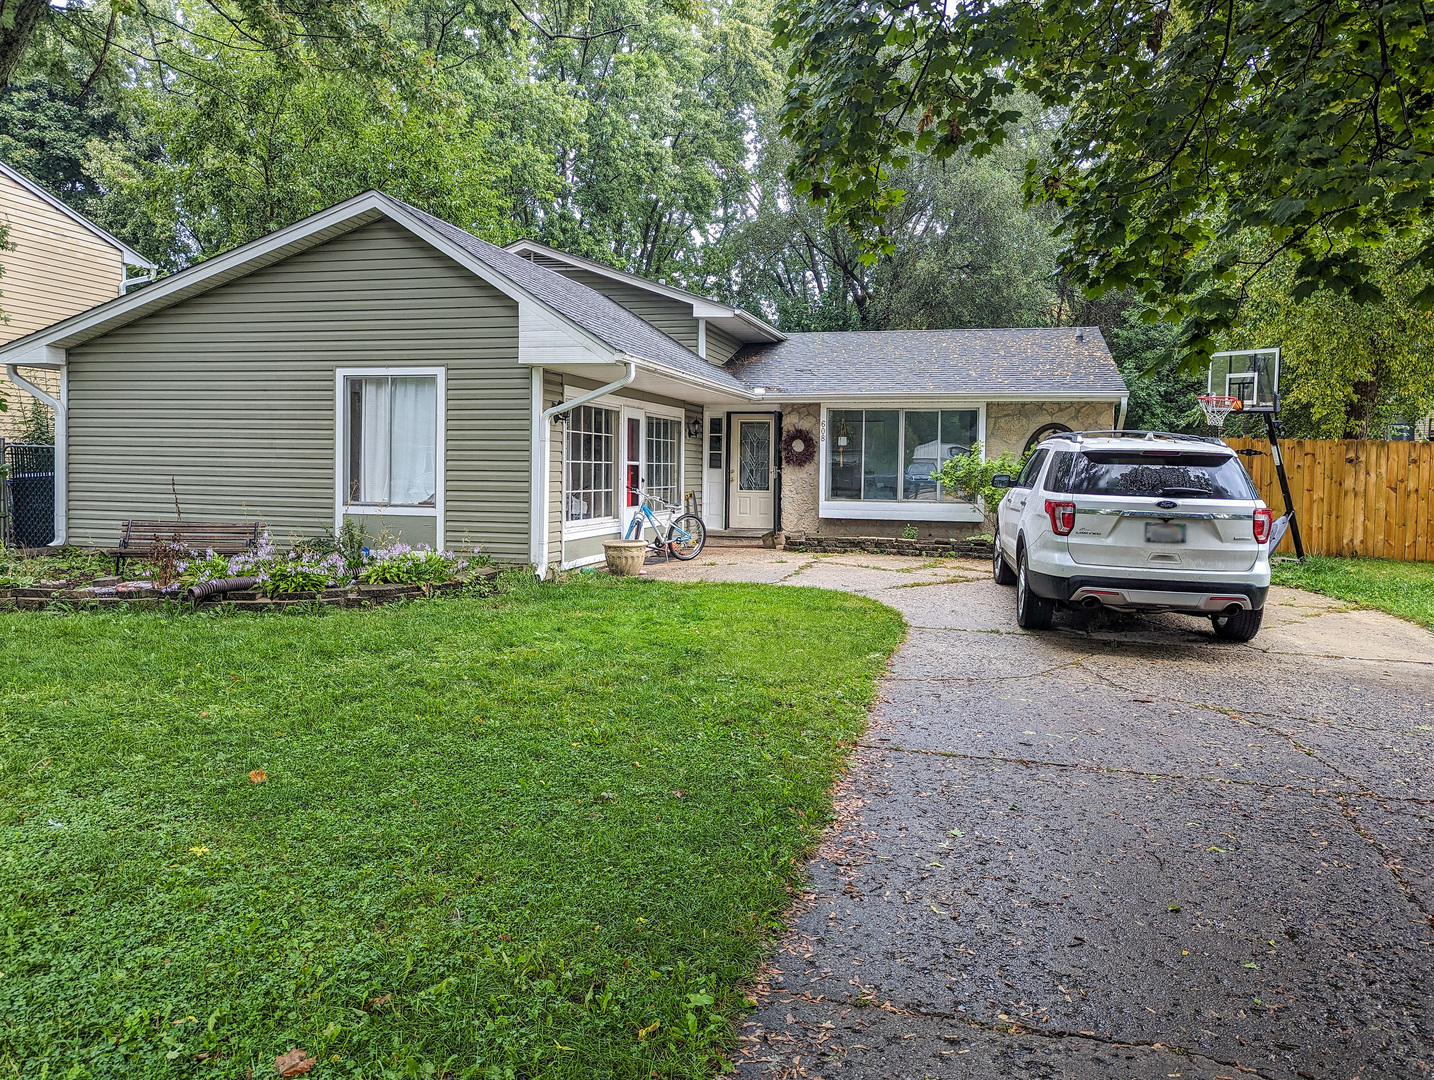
[603,539,648,576]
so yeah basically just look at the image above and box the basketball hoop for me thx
[1197,394,1243,430]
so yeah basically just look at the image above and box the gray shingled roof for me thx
[394,199,748,392]
[729,329,1126,396]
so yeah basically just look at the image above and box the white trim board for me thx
[333,366,446,549]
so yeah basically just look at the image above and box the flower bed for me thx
[0,532,504,611]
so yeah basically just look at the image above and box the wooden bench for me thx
[108,520,261,577]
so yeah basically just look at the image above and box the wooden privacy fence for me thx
[1224,437,1434,561]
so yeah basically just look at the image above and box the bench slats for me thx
[110,520,261,575]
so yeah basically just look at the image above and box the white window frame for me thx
[561,389,685,541]
[334,366,446,546]
[818,401,986,522]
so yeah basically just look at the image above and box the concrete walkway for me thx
[644,546,1434,1080]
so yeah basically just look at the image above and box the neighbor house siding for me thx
[0,169,127,433]
[65,219,532,559]
[537,265,700,351]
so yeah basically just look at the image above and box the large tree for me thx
[707,111,1070,330]
[773,0,1434,359]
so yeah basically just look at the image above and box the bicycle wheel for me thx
[666,514,706,560]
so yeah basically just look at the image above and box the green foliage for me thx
[262,553,345,594]
[0,581,904,1077]
[1109,308,1206,434]
[0,546,110,587]
[359,546,465,586]
[773,0,1434,360]
[1226,239,1434,438]
[1273,556,1434,629]
[92,15,511,265]
[713,110,1064,331]
[933,441,1028,520]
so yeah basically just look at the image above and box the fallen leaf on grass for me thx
[637,1020,660,1041]
[274,1049,314,1077]
[366,993,392,1011]
[249,769,267,784]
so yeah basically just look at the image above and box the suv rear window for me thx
[1056,451,1257,500]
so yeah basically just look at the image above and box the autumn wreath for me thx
[780,427,817,468]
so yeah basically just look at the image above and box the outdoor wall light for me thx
[686,418,703,438]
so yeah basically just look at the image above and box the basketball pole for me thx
[1263,409,1306,561]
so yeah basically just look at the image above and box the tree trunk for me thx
[1345,379,1379,439]
[0,0,48,89]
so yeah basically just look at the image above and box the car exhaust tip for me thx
[1082,595,1103,609]
[1223,602,1243,615]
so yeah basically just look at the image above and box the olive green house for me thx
[0,191,1127,572]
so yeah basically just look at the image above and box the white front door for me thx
[729,414,775,529]
[620,407,646,538]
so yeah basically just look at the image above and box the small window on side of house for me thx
[345,375,437,506]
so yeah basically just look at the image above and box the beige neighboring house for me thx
[0,160,156,437]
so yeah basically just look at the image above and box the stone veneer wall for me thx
[778,399,1121,541]
[984,399,1118,458]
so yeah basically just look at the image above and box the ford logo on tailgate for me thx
[1156,499,1178,509]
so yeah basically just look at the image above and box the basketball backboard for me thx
[1208,348,1279,413]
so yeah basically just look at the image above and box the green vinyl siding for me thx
[705,325,743,365]
[538,265,700,351]
[684,405,702,516]
[65,219,532,560]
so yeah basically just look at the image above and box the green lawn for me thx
[1272,555,1434,628]
[0,578,904,1079]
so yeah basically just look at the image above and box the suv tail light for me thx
[1045,500,1076,536]
[1253,507,1273,544]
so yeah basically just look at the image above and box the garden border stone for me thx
[782,535,994,559]
[0,568,502,613]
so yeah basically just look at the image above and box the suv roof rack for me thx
[1045,430,1229,447]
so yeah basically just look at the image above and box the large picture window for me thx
[828,409,978,503]
[345,375,438,506]
[566,405,617,522]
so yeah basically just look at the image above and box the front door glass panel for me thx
[738,421,771,491]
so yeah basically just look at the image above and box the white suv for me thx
[990,431,1274,641]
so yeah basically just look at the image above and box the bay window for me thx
[827,408,979,504]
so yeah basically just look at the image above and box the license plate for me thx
[1145,522,1186,544]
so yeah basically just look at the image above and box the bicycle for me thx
[623,487,707,560]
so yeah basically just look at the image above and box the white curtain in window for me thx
[389,377,437,505]
[358,378,391,503]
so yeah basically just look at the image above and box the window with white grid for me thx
[566,405,616,522]
[646,417,678,507]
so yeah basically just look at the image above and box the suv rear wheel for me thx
[1211,607,1263,642]
[1015,547,1056,630]
[993,536,1016,586]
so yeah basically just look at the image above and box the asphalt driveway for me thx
[645,547,1434,1080]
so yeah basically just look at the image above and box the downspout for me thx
[533,360,637,579]
[1116,396,1129,431]
[6,365,65,545]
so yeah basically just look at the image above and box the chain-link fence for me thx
[3,442,55,547]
